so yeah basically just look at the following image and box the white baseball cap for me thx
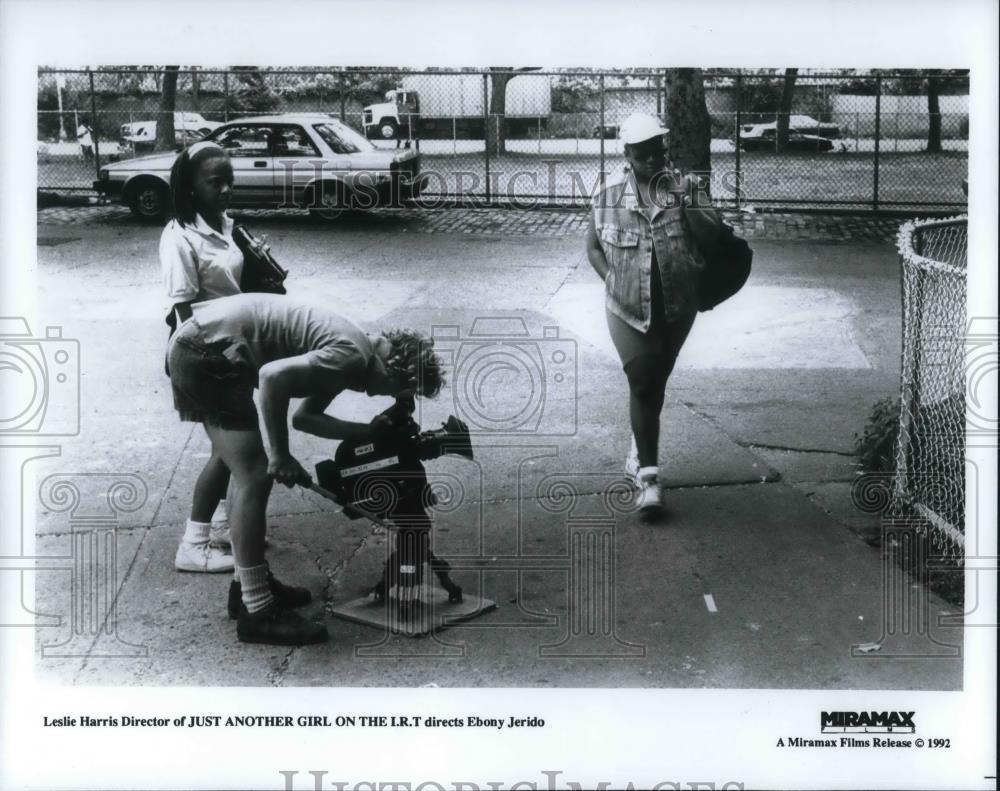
[619,112,669,144]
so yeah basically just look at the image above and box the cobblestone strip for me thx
[37,204,906,242]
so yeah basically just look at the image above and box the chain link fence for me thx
[892,216,968,558]
[38,67,969,211]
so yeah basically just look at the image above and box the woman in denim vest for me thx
[585,113,718,518]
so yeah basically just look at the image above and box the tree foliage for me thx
[229,66,280,114]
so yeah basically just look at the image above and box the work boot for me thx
[174,541,234,573]
[228,566,312,619]
[236,602,328,646]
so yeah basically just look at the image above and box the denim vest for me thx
[592,166,705,331]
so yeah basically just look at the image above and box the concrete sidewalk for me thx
[28,211,963,688]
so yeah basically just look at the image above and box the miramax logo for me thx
[821,711,915,733]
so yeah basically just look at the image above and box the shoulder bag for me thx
[681,176,752,312]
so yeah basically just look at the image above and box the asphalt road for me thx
[25,211,963,688]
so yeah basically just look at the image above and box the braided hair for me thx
[167,141,229,227]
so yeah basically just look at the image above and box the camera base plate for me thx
[330,585,496,638]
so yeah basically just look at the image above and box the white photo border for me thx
[1,1,996,789]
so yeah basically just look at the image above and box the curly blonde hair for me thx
[384,329,445,398]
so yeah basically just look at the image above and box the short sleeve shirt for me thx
[188,293,377,394]
[160,212,244,303]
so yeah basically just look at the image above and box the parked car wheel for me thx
[378,119,399,140]
[127,179,169,220]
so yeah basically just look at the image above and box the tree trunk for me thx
[487,70,511,155]
[191,67,200,111]
[156,66,179,151]
[663,68,712,177]
[776,68,798,152]
[926,74,942,153]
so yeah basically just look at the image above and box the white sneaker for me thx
[209,522,232,549]
[636,467,663,516]
[174,540,235,573]
[624,436,640,484]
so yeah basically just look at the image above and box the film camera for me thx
[314,395,473,616]
[232,224,289,295]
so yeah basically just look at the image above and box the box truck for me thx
[362,73,551,140]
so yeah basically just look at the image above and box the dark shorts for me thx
[606,307,696,373]
[606,245,697,372]
[167,320,259,431]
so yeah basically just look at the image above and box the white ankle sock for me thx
[182,519,211,544]
[638,466,659,482]
[239,564,274,613]
[212,499,228,523]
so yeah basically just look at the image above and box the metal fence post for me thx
[339,72,346,122]
[734,73,743,206]
[483,72,491,204]
[599,74,606,188]
[223,71,230,122]
[873,75,882,212]
[88,69,101,179]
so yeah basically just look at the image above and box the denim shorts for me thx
[167,320,259,431]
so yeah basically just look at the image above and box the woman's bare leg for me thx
[202,423,327,644]
[202,424,270,568]
[189,451,231,524]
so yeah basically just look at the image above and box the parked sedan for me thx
[95,114,426,220]
[739,114,841,140]
[120,111,221,150]
[738,128,835,153]
[592,123,620,139]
